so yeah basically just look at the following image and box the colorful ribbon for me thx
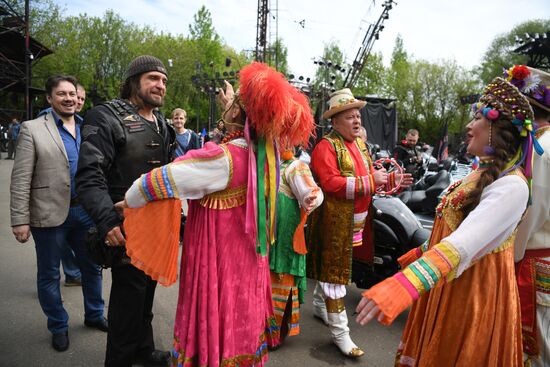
[256,137,267,256]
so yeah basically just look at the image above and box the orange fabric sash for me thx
[292,209,308,255]
[516,248,550,356]
[124,199,182,287]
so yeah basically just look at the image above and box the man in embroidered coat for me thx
[306,88,411,358]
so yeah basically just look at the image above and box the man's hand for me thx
[373,168,388,187]
[395,172,414,189]
[114,200,128,216]
[105,226,126,247]
[217,80,235,109]
[12,225,31,243]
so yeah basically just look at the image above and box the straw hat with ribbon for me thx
[322,88,366,120]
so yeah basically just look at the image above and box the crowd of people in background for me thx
[5,55,550,367]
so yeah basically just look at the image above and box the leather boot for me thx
[312,282,328,325]
[326,298,364,358]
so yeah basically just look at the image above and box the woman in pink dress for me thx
[117,62,315,367]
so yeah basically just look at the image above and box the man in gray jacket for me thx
[10,75,106,352]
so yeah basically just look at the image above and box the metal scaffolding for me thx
[343,0,396,88]
[0,0,52,120]
[255,0,268,62]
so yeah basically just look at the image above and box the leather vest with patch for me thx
[104,99,175,201]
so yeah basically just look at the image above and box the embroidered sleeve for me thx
[311,139,375,200]
[126,143,231,208]
[286,160,324,210]
[443,175,528,276]
[362,241,461,325]
[398,240,430,268]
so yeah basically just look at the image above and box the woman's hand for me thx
[355,296,384,326]
[303,194,317,214]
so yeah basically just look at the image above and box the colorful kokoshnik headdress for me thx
[504,65,550,114]
[237,62,315,256]
[471,76,543,203]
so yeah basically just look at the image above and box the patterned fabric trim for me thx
[219,144,233,188]
[140,164,180,202]
[199,185,247,210]
[172,326,270,367]
[398,241,461,298]
[227,137,248,149]
[345,177,356,200]
[387,171,397,191]
[271,273,301,337]
[352,211,368,247]
[536,259,550,295]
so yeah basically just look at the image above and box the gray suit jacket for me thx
[10,112,71,227]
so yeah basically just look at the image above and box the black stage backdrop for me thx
[360,100,397,152]
[311,97,397,152]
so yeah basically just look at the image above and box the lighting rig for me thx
[343,0,396,88]
[191,58,238,132]
[513,31,550,70]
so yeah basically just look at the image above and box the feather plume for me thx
[239,62,315,147]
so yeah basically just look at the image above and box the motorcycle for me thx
[398,158,472,229]
[0,125,8,152]
[351,158,431,289]
[352,194,431,289]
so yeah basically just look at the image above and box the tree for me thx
[313,41,346,95]
[477,19,550,83]
[188,5,222,65]
[267,38,289,75]
[353,52,387,97]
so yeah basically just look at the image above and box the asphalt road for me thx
[0,158,406,367]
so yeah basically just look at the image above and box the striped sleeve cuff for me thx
[347,174,376,199]
[398,241,461,297]
[387,171,397,191]
[346,177,356,200]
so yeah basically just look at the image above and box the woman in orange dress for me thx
[355,77,541,366]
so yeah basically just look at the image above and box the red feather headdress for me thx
[238,62,315,147]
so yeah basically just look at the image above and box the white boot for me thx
[326,301,364,358]
[312,282,328,325]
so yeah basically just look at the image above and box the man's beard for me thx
[137,89,164,108]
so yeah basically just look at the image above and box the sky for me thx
[61,0,548,79]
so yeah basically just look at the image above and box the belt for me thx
[70,197,80,207]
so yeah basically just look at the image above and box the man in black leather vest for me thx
[393,129,422,179]
[76,55,175,367]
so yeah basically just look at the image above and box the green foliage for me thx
[6,2,546,148]
[313,41,345,94]
[266,38,289,75]
[353,52,387,96]
[19,4,247,131]
[384,36,481,145]
[477,19,550,84]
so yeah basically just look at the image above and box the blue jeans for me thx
[61,245,81,281]
[31,205,104,334]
